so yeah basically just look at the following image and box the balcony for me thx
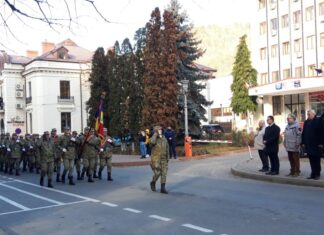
[26,97,32,105]
[57,96,74,104]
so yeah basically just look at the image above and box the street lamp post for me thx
[181,80,189,137]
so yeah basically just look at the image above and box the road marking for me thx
[149,215,171,222]
[182,224,213,233]
[123,208,142,213]
[0,182,64,205]
[4,178,100,202]
[102,202,118,207]
[0,200,89,216]
[0,195,30,211]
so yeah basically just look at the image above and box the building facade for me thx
[250,0,324,129]
[0,39,92,134]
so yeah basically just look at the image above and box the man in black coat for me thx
[302,110,324,180]
[263,116,281,175]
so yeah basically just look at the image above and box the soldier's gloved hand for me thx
[7,148,11,152]
[16,140,20,143]
[62,148,67,152]
[22,148,26,152]
[100,148,104,152]
[30,146,33,149]
[70,137,76,142]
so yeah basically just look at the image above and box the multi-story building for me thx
[250,0,324,129]
[0,39,92,134]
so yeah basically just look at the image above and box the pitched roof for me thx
[0,50,30,71]
[193,62,217,73]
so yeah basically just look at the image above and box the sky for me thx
[0,0,255,56]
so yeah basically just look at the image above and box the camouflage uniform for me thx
[33,134,41,174]
[149,127,170,194]
[79,130,100,182]
[50,129,61,182]
[75,132,83,180]
[58,131,80,185]
[24,134,36,173]
[98,134,114,181]
[7,134,23,176]
[0,134,5,171]
[19,136,28,172]
[39,132,56,188]
[3,133,10,173]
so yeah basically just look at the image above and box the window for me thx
[308,64,316,76]
[321,33,324,47]
[272,96,282,115]
[61,112,71,133]
[295,66,303,77]
[293,11,301,25]
[259,22,267,35]
[281,14,289,28]
[259,0,266,9]
[28,81,32,97]
[306,6,314,21]
[284,94,306,121]
[294,38,301,52]
[271,18,278,31]
[271,45,277,57]
[29,113,33,134]
[307,35,315,50]
[282,42,290,55]
[260,73,268,85]
[60,81,70,98]
[272,71,279,82]
[283,69,291,79]
[320,2,324,16]
[260,48,267,60]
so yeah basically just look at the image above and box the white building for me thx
[0,39,92,134]
[250,0,324,130]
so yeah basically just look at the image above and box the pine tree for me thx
[167,0,211,134]
[87,47,109,127]
[230,35,257,115]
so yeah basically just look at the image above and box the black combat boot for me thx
[61,174,66,184]
[15,169,20,176]
[80,168,86,180]
[108,172,113,181]
[22,161,27,172]
[77,171,81,180]
[68,176,75,185]
[88,175,94,183]
[150,181,156,192]
[48,179,54,188]
[29,166,34,173]
[98,170,102,180]
[36,168,40,174]
[160,183,168,194]
[93,170,98,178]
[56,173,61,182]
[40,176,44,186]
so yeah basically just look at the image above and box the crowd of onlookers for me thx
[254,110,324,180]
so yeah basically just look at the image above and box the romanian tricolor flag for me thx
[95,96,104,141]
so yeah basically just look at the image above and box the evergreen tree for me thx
[87,47,109,127]
[167,0,211,133]
[230,35,257,115]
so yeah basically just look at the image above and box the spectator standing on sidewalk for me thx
[165,127,177,159]
[254,120,269,172]
[302,110,324,180]
[139,131,147,159]
[263,116,281,175]
[283,114,302,177]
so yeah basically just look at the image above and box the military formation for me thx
[0,126,114,188]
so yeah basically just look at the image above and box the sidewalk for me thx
[112,154,150,167]
[231,155,324,188]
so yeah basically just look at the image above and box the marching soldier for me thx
[79,127,100,182]
[98,128,114,181]
[149,126,170,194]
[3,133,10,173]
[24,134,36,173]
[0,133,5,171]
[58,127,79,185]
[19,135,27,172]
[39,131,56,188]
[33,134,41,174]
[75,131,83,180]
[50,128,61,182]
[7,133,23,176]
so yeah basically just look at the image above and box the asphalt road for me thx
[1,151,324,235]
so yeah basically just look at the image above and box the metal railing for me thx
[57,96,74,104]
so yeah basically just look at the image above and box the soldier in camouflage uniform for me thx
[50,128,61,182]
[39,131,56,188]
[7,133,23,176]
[3,133,10,173]
[149,126,170,194]
[24,134,36,173]
[0,133,5,171]
[79,127,100,182]
[98,128,114,181]
[33,134,41,174]
[19,135,27,172]
[58,127,79,185]
[74,131,83,180]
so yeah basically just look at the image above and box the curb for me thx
[112,160,150,168]
[231,163,324,188]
